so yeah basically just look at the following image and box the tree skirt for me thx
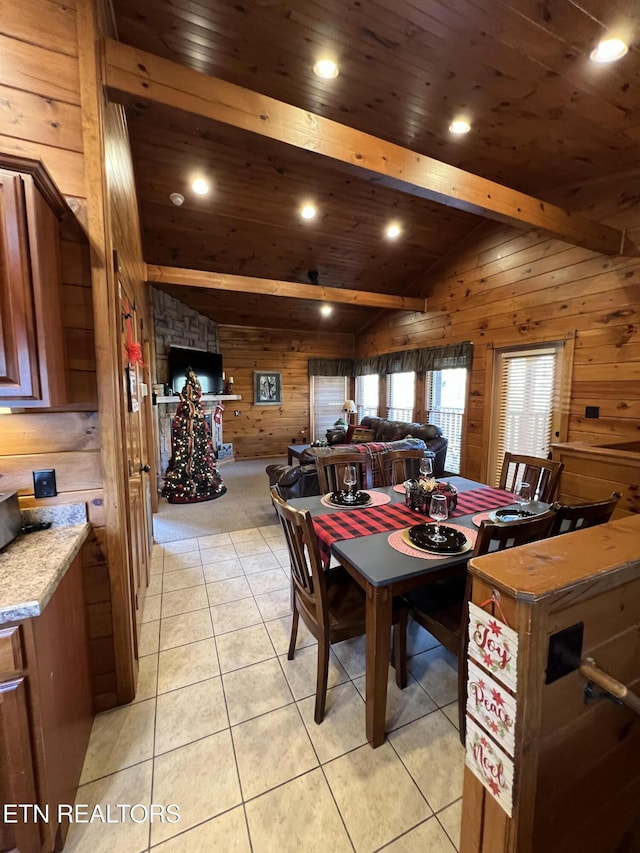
[167,485,227,504]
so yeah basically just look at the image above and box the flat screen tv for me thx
[168,346,224,395]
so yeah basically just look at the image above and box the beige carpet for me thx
[152,456,286,542]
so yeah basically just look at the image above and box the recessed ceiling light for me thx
[313,58,339,79]
[449,119,471,135]
[590,38,628,63]
[300,203,317,220]
[386,222,401,239]
[320,304,333,316]
[191,177,210,195]
[169,192,185,206]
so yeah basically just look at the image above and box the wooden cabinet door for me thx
[0,678,41,853]
[0,170,39,401]
[0,161,67,408]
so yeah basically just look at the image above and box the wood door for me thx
[118,280,149,647]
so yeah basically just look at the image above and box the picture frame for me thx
[253,370,282,405]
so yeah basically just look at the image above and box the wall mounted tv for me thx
[168,347,224,395]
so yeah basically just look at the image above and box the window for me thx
[425,368,467,474]
[386,371,415,421]
[355,374,379,421]
[310,376,348,442]
[490,345,561,485]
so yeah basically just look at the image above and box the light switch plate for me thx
[33,469,57,498]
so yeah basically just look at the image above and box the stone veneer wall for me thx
[152,287,220,387]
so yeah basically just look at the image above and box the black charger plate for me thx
[328,490,372,507]
[489,507,535,523]
[406,523,469,554]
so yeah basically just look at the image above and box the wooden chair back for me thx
[270,486,329,631]
[472,507,558,556]
[377,448,425,486]
[550,492,621,536]
[499,452,563,502]
[316,451,371,494]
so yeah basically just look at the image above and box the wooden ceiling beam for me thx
[104,38,628,257]
[145,265,426,312]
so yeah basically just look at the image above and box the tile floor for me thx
[66,524,464,853]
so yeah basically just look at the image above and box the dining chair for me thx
[316,451,372,494]
[550,491,621,536]
[376,448,427,486]
[270,487,408,723]
[499,452,564,503]
[405,507,557,740]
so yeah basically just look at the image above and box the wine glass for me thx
[419,454,434,480]
[429,493,448,543]
[514,481,531,511]
[343,465,357,502]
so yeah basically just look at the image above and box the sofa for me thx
[331,416,448,474]
[266,417,448,501]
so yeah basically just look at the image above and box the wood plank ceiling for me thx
[111,0,640,333]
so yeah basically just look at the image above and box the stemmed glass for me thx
[428,493,448,543]
[343,465,357,502]
[419,454,434,480]
[514,481,532,511]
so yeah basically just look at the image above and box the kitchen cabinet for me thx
[0,553,93,853]
[0,154,68,408]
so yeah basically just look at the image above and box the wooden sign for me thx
[466,660,517,756]
[468,602,519,692]
[465,717,514,817]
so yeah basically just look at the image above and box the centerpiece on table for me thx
[404,477,458,514]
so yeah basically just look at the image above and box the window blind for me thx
[311,376,348,441]
[386,371,415,421]
[425,368,467,474]
[355,374,379,421]
[493,348,557,484]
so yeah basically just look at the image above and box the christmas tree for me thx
[162,369,227,504]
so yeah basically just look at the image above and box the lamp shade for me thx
[343,400,357,414]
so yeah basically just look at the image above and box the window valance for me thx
[309,342,472,377]
[308,358,355,376]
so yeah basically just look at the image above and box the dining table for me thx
[289,475,545,747]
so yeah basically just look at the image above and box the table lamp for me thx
[343,399,357,425]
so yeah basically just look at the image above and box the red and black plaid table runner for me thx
[313,487,515,565]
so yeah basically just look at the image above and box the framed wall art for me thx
[254,371,282,405]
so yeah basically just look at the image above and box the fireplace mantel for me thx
[155,394,241,404]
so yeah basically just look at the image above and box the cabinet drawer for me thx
[0,626,23,675]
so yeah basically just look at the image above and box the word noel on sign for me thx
[465,601,520,816]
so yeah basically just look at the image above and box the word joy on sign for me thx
[468,601,519,693]
[465,717,514,817]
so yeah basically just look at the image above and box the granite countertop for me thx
[0,523,90,624]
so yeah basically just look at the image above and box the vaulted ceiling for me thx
[110,0,640,333]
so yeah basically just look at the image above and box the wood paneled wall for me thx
[357,177,640,485]
[218,325,353,459]
[0,0,117,709]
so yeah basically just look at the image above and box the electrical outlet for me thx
[33,469,57,498]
